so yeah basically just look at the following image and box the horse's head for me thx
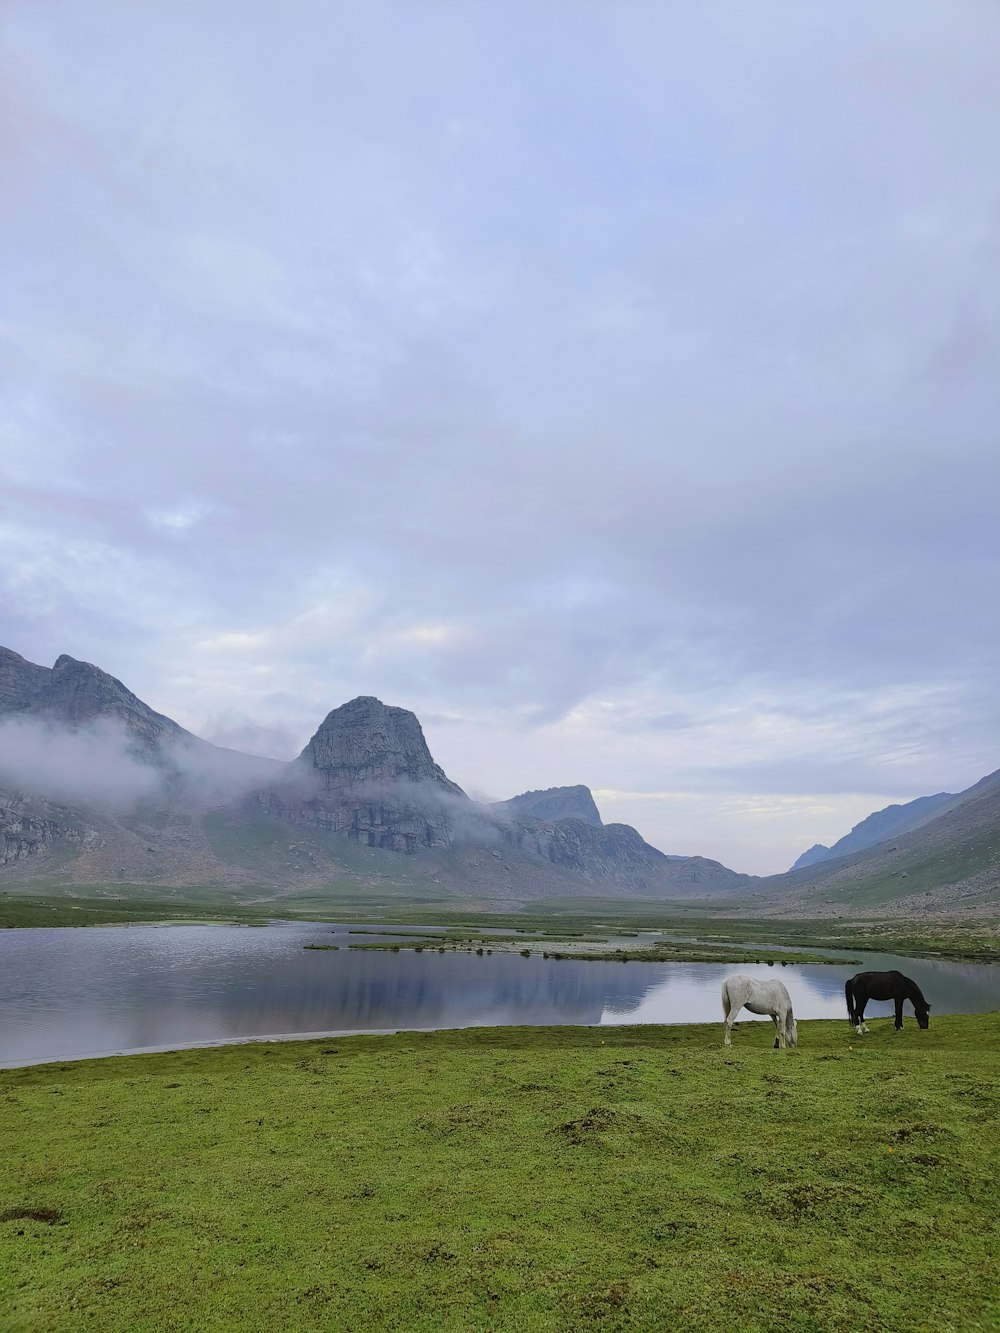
[916,1004,930,1030]
[786,1015,798,1048]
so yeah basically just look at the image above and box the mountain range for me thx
[789,792,957,870]
[2,645,998,915]
[0,646,743,904]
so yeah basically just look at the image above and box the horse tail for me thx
[845,978,856,1025]
[785,1003,797,1048]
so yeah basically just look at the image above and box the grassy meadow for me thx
[0,892,274,930]
[2,1016,999,1331]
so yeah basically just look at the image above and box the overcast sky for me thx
[2,2,999,874]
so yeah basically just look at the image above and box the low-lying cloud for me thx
[0,716,163,810]
[0,716,291,813]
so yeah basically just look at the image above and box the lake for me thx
[1,920,997,1067]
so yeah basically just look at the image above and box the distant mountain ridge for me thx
[6,644,997,916]
[789,791,956,870]
[0,645,744,903]
[757,767,1000,915]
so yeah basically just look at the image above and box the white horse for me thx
[722,974,797,1049]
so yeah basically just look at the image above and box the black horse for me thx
[846,971,930,1034]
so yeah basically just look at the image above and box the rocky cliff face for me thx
[0,786,91,869]
[0,646,50,711]
[497,784,603,827]
[260,696,468,852]
[300,696,465,794]
[498,810,743,893]
[1,788,58,868]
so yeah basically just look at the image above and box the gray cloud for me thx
[1,2,999,872]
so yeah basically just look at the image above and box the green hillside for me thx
[749,772,1000,914]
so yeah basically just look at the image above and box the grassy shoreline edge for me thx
[3,892,998,959]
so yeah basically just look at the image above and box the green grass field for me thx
[2,1016,998,1331]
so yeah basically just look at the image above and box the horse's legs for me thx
[855,998,869,1035]
[894,996,904,1030]
[771,1015,782,1050]
[722,996,736,1047]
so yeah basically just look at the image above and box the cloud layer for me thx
[2,2,999,871]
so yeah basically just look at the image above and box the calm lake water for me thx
[1,920,997,1067]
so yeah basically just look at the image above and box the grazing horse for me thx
[845,970,930,1034]
[722,975,797,1049]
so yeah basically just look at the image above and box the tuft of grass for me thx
[1,1016,998,1330]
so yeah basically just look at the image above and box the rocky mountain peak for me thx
[0,646,50,711]
[790,843,833,872]
[0,648,193,758]
[299,695,466,796]
[499,784,603,827]
[36,654,189,750]
[2,641,753,895]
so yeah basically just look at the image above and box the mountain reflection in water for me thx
[0,921,997,1066]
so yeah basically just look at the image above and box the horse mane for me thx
[903,974,931,1011]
